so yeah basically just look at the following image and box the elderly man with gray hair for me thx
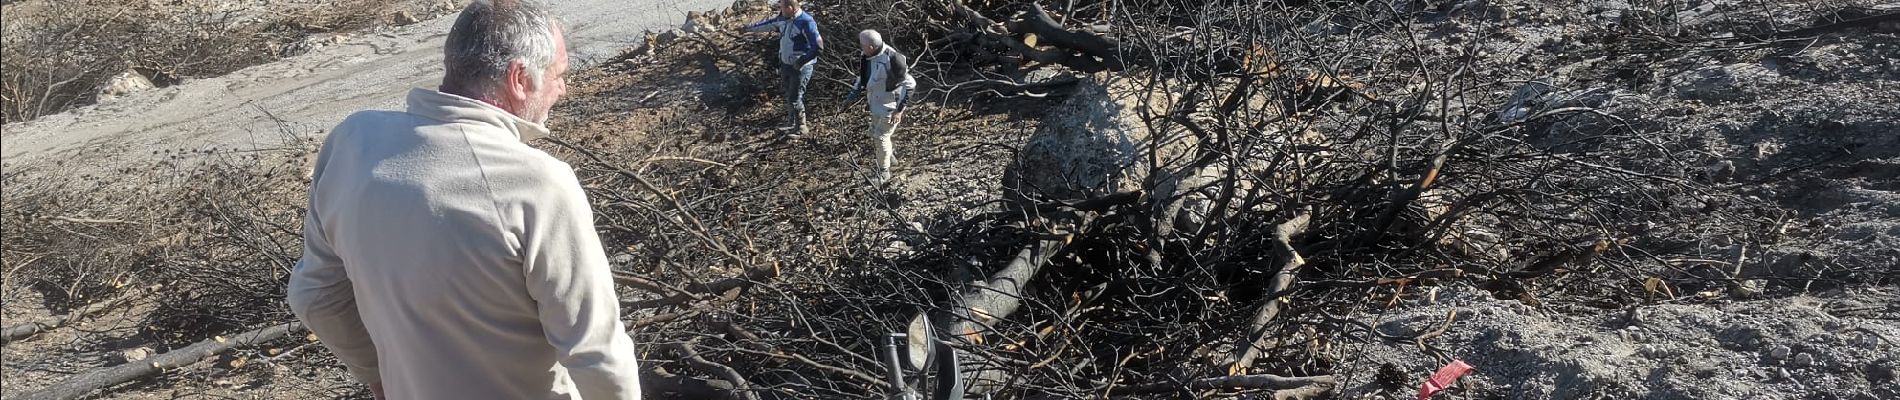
[844,29,916,184]
[287,0,643,399]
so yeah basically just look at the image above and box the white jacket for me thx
[853,45,917,117]
[289,88,641,400]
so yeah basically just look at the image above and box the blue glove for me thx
[844,89,861,104]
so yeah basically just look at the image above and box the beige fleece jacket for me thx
[288,88,641,400]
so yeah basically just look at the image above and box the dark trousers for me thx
[781,62,813,128]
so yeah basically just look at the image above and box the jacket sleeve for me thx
[287,155,382,386]
[520,162,643,400]
[885,52,911,93]
[890,52,916,113]
[851,57,869,92]
[742,16,785,32]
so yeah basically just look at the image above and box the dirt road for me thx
[0,0,730,171]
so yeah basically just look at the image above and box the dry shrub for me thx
[0,165,173,311]
[1,148,312,341]
[0,0,401,123]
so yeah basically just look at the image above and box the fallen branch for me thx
[2,284,155,345]
[1306,269,1466,289]
[924,230,1074,395]
[1226,212,1311,374]
[644,367,742,399]
[47,216,134,225]
[1004,4,1141,72]
[628,281,744,329]
[1109,373,1335,395]
[616,262,779,310]
[947,236,1072,344]
[1745,10,1900,41]
[664,341,760,400]
[929,75,1084,100]
[19,323,297,400]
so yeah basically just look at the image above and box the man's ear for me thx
[504,60,531,103]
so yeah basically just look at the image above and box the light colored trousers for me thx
[870,115,897,183]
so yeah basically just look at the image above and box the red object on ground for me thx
[1416,359,1474,400]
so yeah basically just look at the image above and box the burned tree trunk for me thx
[944,2,1150,73]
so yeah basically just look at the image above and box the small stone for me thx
[683,11,718,33]
[1730,279,1766,297]
[609,253,635,266]
[1767,345,1792,360]
[656,29,684,45]
[121,347,154,363]
[392,10,420,25]
[1792,352,1813,367]
[1776,367,1792,380]
[885,241,911,255]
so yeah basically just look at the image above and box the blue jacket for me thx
[743,11,822,67]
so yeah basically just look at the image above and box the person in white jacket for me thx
[286,1,642,399]
[845,30,916,185]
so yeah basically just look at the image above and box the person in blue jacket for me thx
[742,0,823,137]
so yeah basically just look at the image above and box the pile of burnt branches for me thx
[576,0,1861,399]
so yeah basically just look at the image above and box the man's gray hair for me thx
[858,30,883,49]
[444,0,560,96]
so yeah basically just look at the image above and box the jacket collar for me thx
[405,88,550,142]
[866,45,894,61]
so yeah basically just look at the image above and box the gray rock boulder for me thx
[1003,78,1188,204]
[97,70,155,102]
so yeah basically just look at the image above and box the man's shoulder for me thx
[482,147,586,212]
[335,109,422,129]
[469,139,577,185]
[329,109,432,138]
